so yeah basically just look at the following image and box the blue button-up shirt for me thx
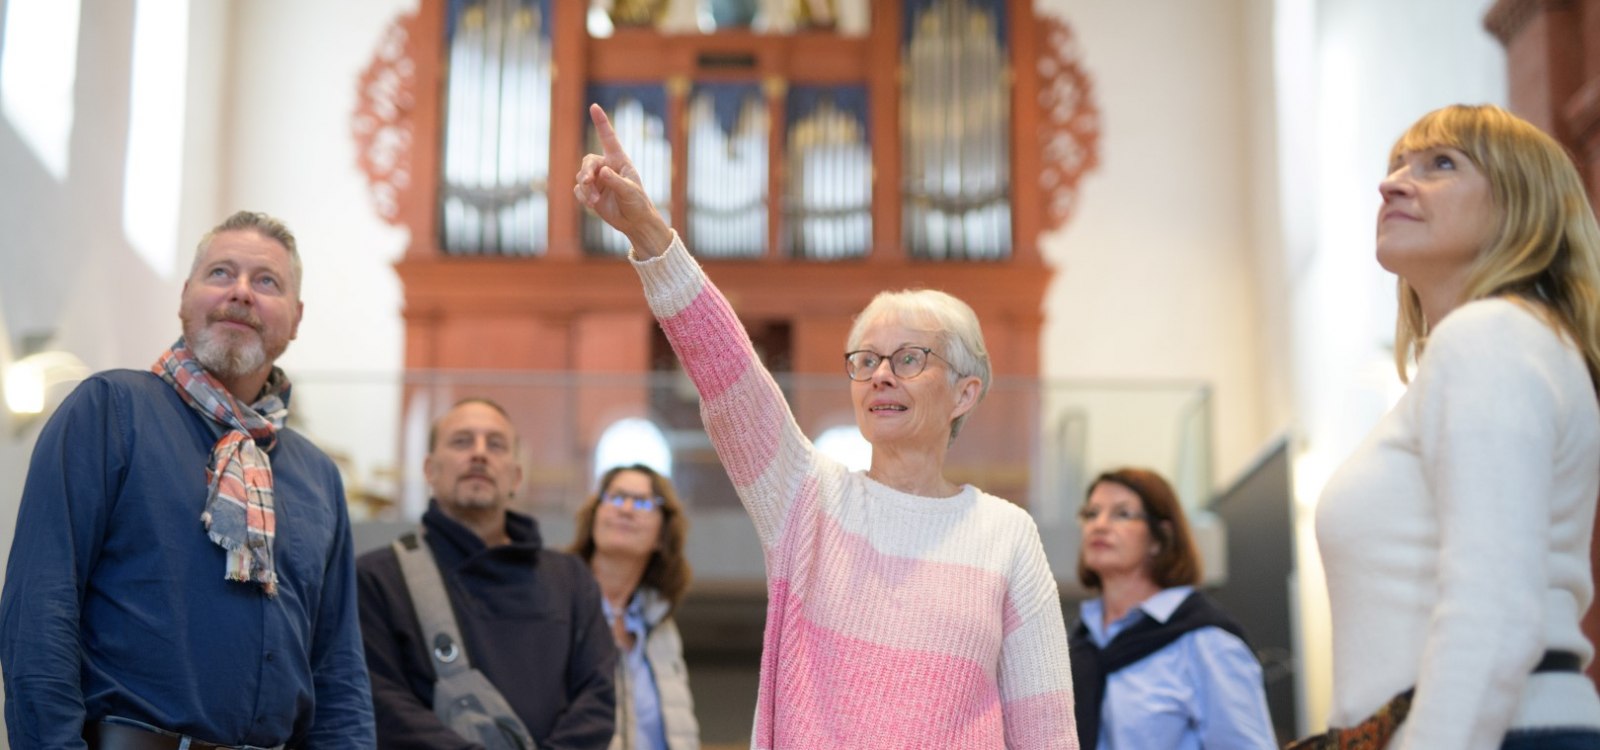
[1080,586,1276,750]
[603,591,668,750]
[0,371,375,748]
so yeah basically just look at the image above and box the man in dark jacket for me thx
[357,398,616,748]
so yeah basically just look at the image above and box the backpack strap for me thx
[394,527,471,679]
[393,526,535,750]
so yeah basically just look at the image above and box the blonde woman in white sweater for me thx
[1304,105,1600,749]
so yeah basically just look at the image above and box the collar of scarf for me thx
[153,337,291,597]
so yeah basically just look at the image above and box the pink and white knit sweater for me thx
[633,235,1079,749]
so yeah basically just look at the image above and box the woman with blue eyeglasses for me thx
[571,463,701,750]
[1069,467,1275,750]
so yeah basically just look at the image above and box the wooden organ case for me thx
[356,0,1098,508]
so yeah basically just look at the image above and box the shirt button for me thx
[265,652,275,662]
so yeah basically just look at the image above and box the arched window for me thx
[815,424,871,472]
[593,416,673,483]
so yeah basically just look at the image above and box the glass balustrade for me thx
[288,368,1211,591]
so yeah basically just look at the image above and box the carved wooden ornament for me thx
[352,10,420,225]
[1036,13,1100,234]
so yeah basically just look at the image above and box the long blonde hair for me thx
[1389,104,1600,390]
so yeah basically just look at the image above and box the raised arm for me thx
[576,103,827,548]
[574,103,673,258]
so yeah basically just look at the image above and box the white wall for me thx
[1036,0,1277,490]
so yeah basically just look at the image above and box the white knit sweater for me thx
[1317,298,1600,749]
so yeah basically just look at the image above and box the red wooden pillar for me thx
[1486,0,1600,685]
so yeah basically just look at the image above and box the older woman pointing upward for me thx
[576,103,1077,749]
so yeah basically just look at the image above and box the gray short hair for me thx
[429,397,517,451]
[846,289,992,440]
[191,210,302,296]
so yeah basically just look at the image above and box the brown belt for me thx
[84,721,241,750]
[1286,650,1583,750]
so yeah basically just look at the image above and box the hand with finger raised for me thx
[573,103,674,259]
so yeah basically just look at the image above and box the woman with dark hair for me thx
[571,464,699,750]
[1306,104,1600,749]
[1069,467,1274,749]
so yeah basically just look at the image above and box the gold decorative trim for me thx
[666,75,691,99]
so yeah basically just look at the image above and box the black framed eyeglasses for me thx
[602,492,662,512]
[843,346,954,381]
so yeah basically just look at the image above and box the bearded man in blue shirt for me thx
[0,211,376,749]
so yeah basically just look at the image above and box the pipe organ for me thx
[361,0,1098,503]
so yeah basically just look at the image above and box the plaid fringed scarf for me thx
[153,337,290,597]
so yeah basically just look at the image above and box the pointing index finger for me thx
[589,103,626,159]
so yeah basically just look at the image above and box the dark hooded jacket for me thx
[358,502,616,749]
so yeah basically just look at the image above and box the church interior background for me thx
[5,0,1596,745]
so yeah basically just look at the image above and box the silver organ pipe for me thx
[441,0,552,256]
[687,85,768,259]
[785,87,871,260]
[902,0,1011,261]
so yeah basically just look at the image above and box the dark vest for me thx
[1068,590,1251,750]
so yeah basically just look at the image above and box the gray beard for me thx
[190,327,267,382]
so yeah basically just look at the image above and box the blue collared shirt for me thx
[0,371,375,748]
[603,591,668,750]
[1080,586,1276,750]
